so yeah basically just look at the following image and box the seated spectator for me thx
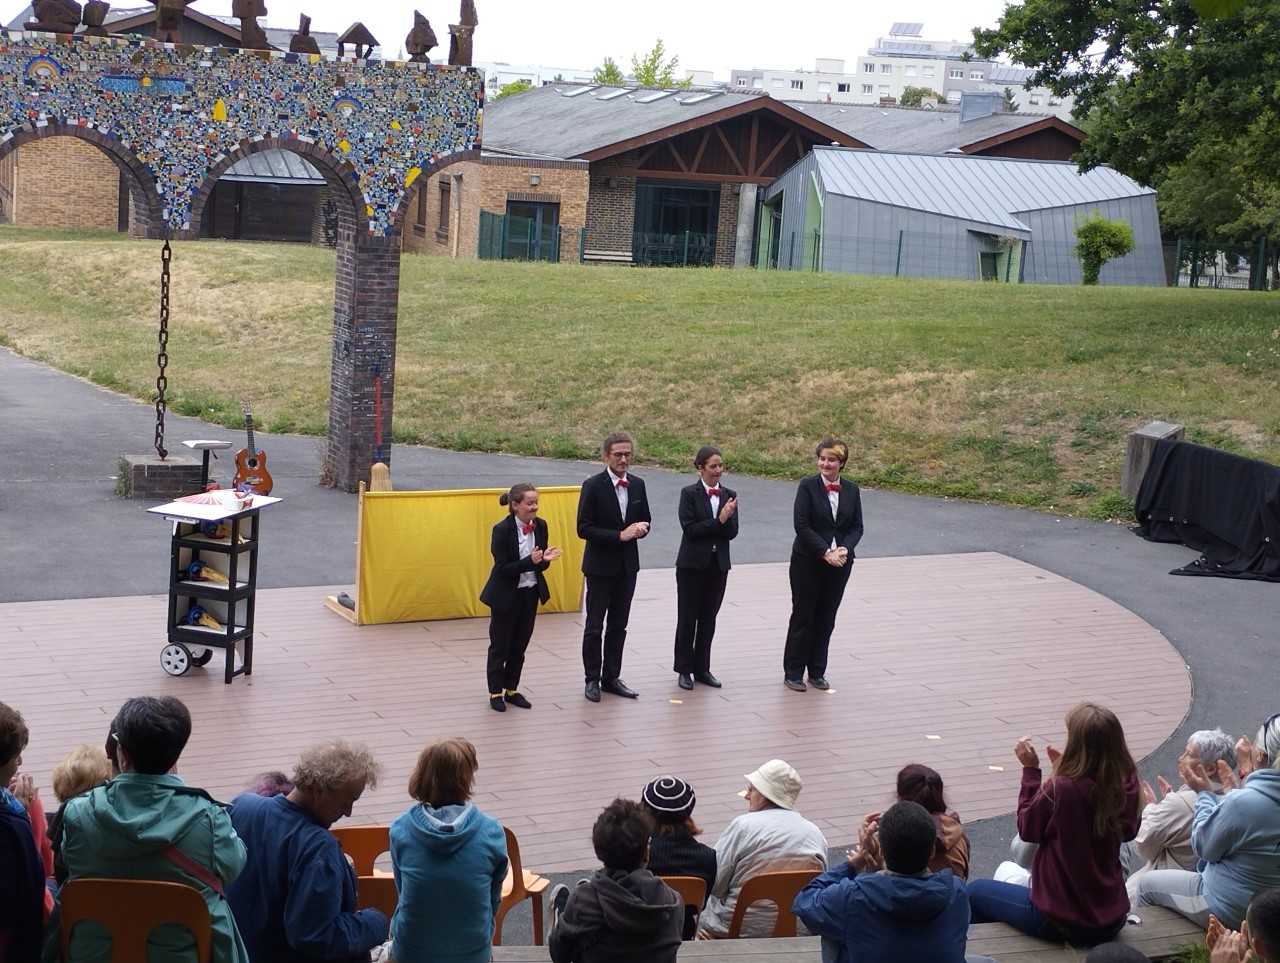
[47,744,114,887]
[246,771,294,797]
[381,738,507,963]
[227,740,388,962]
[1085,945,1150,962]
[60,696,249,962]
[1206,888,1280,962]
[1,701,44,963]
[697,759,828,938]
[856,764,969,880]
[1138,713,1280,928]
[792,800,971,963]
[547,798,682,963]
[968,703,1140,947]
[1125,729,1236,900]
[641,775,716,940]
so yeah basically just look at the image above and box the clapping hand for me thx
[1158,775,1174,798]
[8,773,37,809]
[848,812,883,872]
[1236,736,1265,779]
[1207,916,1255,962]
[1014,737,1040,769]
[1046,745,1062,768]
[718,497,738,524]
[1216,759,1240,793]
[1141,780,1158,808]
[543,546,563,562]
[1180,756,1215,793]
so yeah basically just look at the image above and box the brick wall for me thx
[586,159,636,253]
[0,150,15,222]
[714,183,740,268]
[402,157,589,263]
[9,137,121,231]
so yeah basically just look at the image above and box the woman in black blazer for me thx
[479,483,562,712]
[674,445,738,690]
[783,437,864,692]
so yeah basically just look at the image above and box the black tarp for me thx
[1133,439,1280,581]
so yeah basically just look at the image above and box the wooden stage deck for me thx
[3,552,1190,873]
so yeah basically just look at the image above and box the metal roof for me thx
[481,81,769,159]
[808,146,1154,236]
[988,65,1036,85]
[220,149,324,185]
[784,101,1074,154]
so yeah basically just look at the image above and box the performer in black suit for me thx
[673,445,738,691]
[479,483,562,712]
[577,431,651,702]
[783,437,864,692]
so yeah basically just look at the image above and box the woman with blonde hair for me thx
[386,738,508,963]
[968,703,1140,946]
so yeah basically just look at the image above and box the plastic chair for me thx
[660,875,708,914]
[357,874,399,921]
[332,825,391,876]
[60,878,213,962]
[494,826,551,946]
[726,869,822,938]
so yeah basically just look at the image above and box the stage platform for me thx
[2,552,1190,873]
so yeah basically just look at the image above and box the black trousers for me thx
[486,587,539,694]
[783,552,853,680]
[582,571,637,684]
[673,565,729,674]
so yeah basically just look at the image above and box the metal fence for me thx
[477,211,562,263]
[1167,238,1273,290]
[631,231,718,267]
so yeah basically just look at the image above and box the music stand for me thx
[182,439,233,489]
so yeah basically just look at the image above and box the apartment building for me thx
[729,59,862,103]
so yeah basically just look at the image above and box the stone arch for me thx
[388,148,481,234]
[0,122,166,238]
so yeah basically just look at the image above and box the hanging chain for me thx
[154,235,172,460]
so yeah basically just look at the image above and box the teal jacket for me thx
[56,772,249,963]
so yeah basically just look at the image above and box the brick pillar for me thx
[323,206,404,491]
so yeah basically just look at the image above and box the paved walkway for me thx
[3,345,1279,878]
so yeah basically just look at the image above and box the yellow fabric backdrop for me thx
[356,486,584,624]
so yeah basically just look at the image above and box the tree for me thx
[899,86,943,108]
[494,79,532,100]
[593,57,625,86]
[1075,215,1134,285]
[1002,87,1018,112]
[630,39,691,89]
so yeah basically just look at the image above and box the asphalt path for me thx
[3,345,1278,906]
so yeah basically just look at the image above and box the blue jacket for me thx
[390,802,508,963]
[1,788,45,963]
[1193,768,1280,928]
[792,865,970,963]
[226,793,388,962]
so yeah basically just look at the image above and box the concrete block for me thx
[1121,421,1185,498]
[118,454,204,500]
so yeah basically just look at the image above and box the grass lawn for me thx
[2,225,1278,517]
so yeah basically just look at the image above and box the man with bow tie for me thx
[673,445,739,691]
[576,432,651,702]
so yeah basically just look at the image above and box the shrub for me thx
[1075,214,1135,285]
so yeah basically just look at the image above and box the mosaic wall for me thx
[0,31,484,235]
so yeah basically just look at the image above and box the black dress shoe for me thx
[809,676,831,691]
[505,691,532,709]
[694,671,722,688]
[784,678,807,692]
[677,673,694,691]
[602,679,639,699]
[489,695,507,712]
[585,681,601,703]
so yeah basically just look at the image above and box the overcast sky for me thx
[4,0,1015,76]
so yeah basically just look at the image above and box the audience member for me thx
[1,702,44,963]
[1206,888,1280,961]
[47,744,114,887]
[857,765,970,879]
[641,776,716,940]
[1084,945,1150,962]
[1138,713,1280,928]
[968,703,1140,947]
[382,738,508,963]
[793,800,971,963]
[227,740,387,962]
[246,771,295,796]
[697,759,828,938]
[547,798,682,963]
[60,696,249,962]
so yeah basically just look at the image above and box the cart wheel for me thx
[191,648,214,667]
[161,643,192,676]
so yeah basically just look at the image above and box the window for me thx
[1048,96,1062,106]
[818,81,831,92]
[791,79,804,89]
[923,66,935,77]
[970,70,984,80]
[905,65,917,77]
[771,78,785,88]
[880,63,893,74]
[864,62,876,73]
[861,84,873,94]
[950,68,964,79]
[837,82,850,92]
[878,84,890,94]
[736,77,748,85]
[752,78,763,88]
[1029,94,1041,105]
[415,179,429,229]
[437,180,451,238]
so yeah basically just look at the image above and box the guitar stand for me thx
[182,439,233,489]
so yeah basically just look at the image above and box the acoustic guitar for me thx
[233,402,274,495]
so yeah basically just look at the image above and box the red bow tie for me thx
[706,487,721,497]
[615,477,629,488]
[826,483,841,493]
[521,522,535,535]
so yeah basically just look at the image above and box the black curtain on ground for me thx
[1133,439,1280,581]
